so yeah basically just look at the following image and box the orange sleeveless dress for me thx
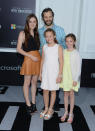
[20,35,41,75]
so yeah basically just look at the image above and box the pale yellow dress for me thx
[60,49,79,92]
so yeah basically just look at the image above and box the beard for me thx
[44,20,53,26]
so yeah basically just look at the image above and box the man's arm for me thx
[61,28,66,49]
[39,28,46,55]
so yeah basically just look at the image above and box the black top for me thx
[23,35,39,52]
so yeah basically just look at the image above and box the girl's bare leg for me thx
[67,90,74,123]
[44,91,56,119]
[64,91,69,113]
[61,91,69,121]
[40,90,49,118]
[69,90,74,114]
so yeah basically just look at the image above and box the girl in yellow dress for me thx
[60,33,81,123]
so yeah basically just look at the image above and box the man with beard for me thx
[39,8,66,54]
[39,8,66,112]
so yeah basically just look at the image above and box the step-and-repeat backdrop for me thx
[0,0,36,86]
[0,0,36,48]
[0,0,95,87]
[0,51,24,86]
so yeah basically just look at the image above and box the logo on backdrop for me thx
[11,40,17,46]
[0,0,35,48]
[11,24,16,29]
[11,7,32,14]
[11,24,24,30]
[0,65,21,71]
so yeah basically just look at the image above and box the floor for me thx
[0,85,95,131]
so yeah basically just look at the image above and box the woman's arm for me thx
[17,31,29,57]
[17,31,38,61]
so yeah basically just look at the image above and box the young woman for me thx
[17,14,41,114]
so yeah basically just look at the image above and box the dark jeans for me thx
[54,90,60,108]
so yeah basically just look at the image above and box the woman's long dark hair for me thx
[24,14,40,48]
[44,28,58,44]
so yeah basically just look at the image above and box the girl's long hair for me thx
[24,14,40,48]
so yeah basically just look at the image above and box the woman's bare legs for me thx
[23,75,31,106]
[31,75,38,104]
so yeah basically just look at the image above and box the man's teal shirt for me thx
[39,24,66,54]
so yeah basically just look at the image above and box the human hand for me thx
[56,75,62,83]
[73,81,77,86]
[30,55,39,62]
